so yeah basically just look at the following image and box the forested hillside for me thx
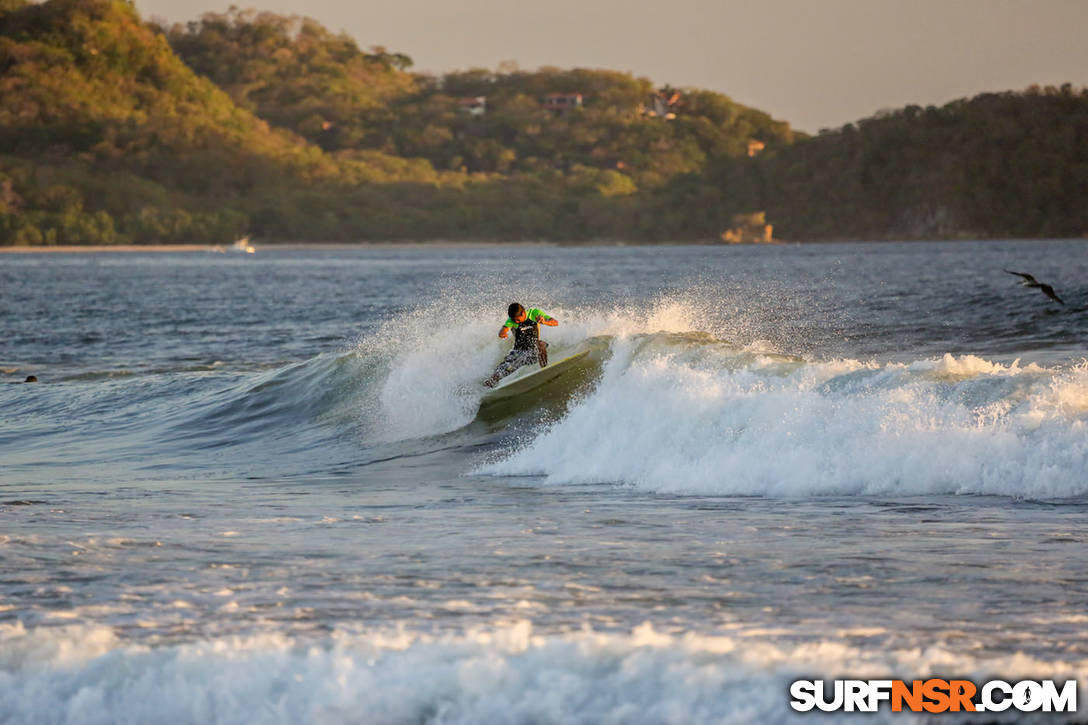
[162,9,795,185]
[1,0,1084,244]
[747,87,1088,239]
[0,0,444,244]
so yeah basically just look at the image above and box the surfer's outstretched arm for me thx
[539,315,558,327]
[498,325,510,339]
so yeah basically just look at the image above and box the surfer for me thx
[483,303,558,388]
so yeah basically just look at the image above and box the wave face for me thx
[160,299,700,453]
[483,330,1088,499]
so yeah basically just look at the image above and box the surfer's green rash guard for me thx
[504,308,549,351]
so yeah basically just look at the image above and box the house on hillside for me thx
[543,93,583,113]
[747,139,765,157]
[639,90,683,120]
[458,96,487,116]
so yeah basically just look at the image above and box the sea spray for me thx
[353,296,711,443]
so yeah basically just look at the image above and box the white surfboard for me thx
[484,350,590,401]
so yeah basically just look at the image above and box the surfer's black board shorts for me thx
[491,342,548,382]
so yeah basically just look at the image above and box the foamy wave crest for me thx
[482,338,1088,499]
[3,621,1083,724]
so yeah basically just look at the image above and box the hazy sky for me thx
[136,0,1088,132]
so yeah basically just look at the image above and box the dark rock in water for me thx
[24,375,38,383]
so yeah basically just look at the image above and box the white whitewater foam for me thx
[482,340,1088,499]
[3,621,1083,725]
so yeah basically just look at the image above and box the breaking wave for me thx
[3,621,1084,725]
[8,292,1086,499]
[481,330,1088,500]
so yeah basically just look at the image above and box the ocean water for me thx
[1,240,1087,724]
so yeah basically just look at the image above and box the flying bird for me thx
[1004,270,1065,305]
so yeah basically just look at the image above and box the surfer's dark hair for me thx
[508,303,524,319]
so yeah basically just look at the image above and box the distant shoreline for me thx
[0,241,691,253]
[0,244,217,254]
[1,238,1084,254]
[0,242,558,254]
